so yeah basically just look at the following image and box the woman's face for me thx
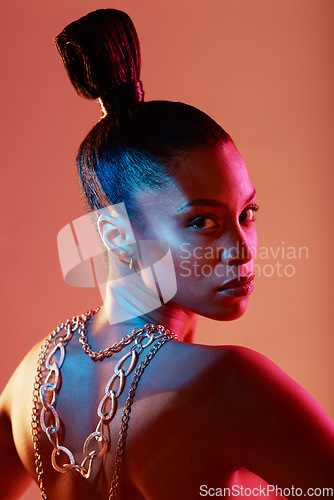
[133,140,258,321]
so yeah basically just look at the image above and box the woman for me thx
[0,8,333,500]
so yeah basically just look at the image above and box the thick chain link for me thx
[109,335,172,499]
[32,318,74,499]
[78,318,169,362]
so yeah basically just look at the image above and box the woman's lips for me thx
[217,274,254,297]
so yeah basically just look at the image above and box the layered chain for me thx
[32,321,67,498]
[108,335,171,498]
[78,310,146,361]
[33,309,176,498]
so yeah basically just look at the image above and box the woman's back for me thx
[4,328,240,499]
[3,321,334,499]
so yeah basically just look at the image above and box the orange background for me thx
[1,1,333,498]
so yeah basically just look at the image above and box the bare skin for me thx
[1,141,334,499]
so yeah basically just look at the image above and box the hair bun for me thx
[100,80,144,115]
[54,9,144,113]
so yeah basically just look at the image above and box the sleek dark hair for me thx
[55,8,230,218]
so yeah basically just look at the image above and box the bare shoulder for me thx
[169,340,330,414]
[0,336,46,457]
[161,341,334,488]
[0,338,44,416]
[161,340,289,397]
[172,340,334,440]
[0,337,47,496]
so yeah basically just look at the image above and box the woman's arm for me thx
[217,346,334,496]
[0,377,32,500]
[0,342,43,499]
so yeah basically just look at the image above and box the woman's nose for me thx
[221,227,256,267]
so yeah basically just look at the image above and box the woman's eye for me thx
[189,217,219,230]
[239,204,259,223]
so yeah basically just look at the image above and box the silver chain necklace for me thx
[32,308,177,499]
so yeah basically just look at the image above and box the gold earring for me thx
[129,257,133,270]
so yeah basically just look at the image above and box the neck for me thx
[90,266,197,343]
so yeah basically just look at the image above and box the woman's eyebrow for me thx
[177,189,256,213]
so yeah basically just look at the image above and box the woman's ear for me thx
[97,214,135,264]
